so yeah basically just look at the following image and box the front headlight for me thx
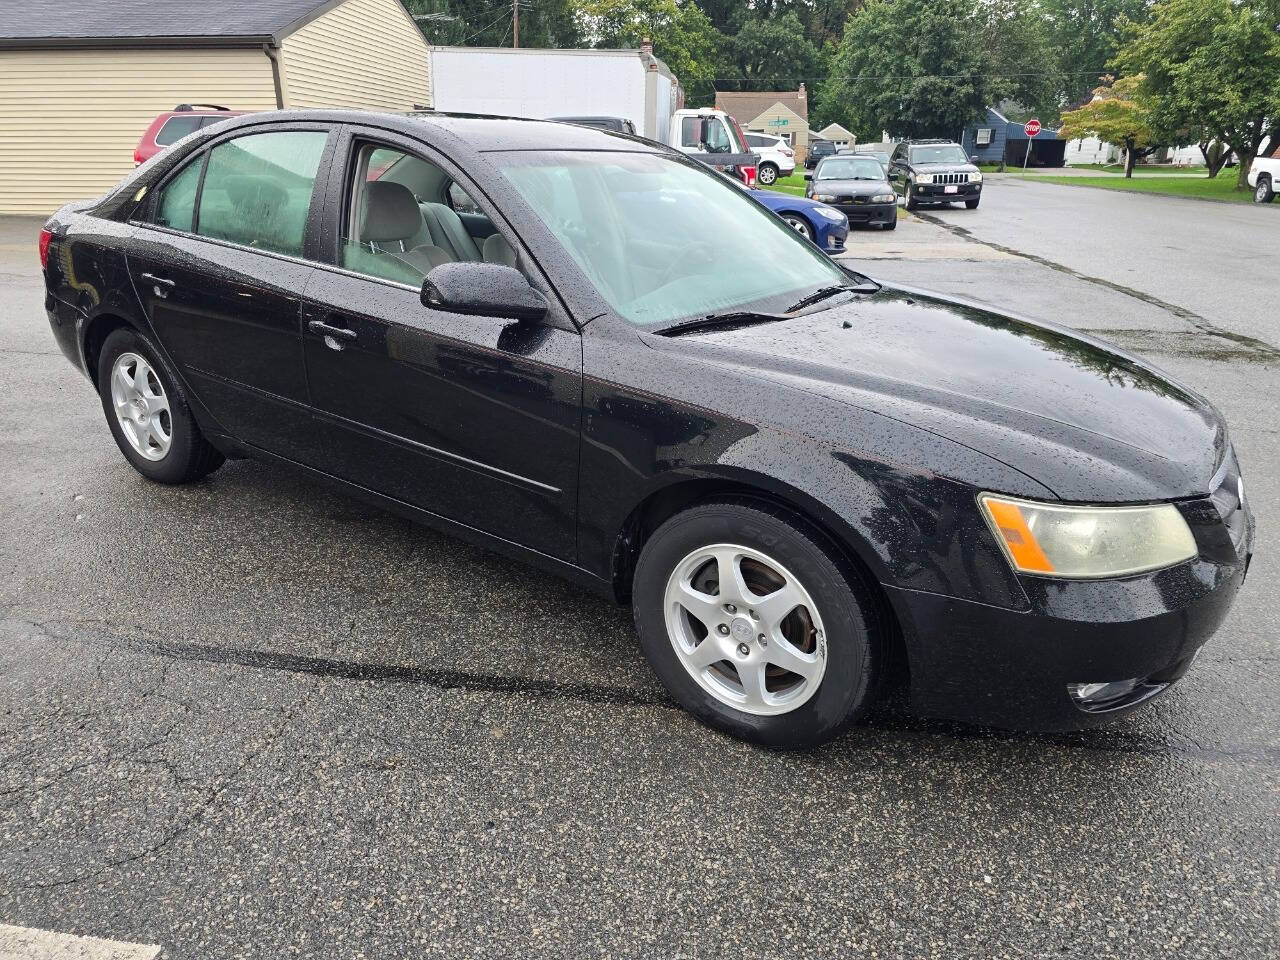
[812,193,837,202]
[978,494,1198,579]
[914,173,934,184]
[815,206,845,222]
[871,193,896,203]
[971,171,983,182]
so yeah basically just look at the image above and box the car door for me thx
[888,144,908,186]
[301,128,582,560]
[127,124,336,462]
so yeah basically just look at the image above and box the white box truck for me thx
[428,46,759,182]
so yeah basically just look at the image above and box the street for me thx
[1,178,1277,959]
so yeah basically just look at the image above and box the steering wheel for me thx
[658,240,717,289]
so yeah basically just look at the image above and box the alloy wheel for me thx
[758,164,778,185]
[663,543,827,716]
[782,215,812,240]
[110,352,172,461]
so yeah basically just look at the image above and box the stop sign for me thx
[1024,118,1042,137]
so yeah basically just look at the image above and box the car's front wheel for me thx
[781,213,813,241]
[632,502,881,748]
[1255,176,1274,203]
[757,162,779,185]
[965,197,980,209]
[97,326,224,484]
[904,181,920,211]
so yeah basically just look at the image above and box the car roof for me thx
[202,109,666,155]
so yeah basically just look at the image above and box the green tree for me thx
[405,0,585,48]
[1057,75,1160,176]
[817,0,993,140]
[1041,0,1150,106]
[1118,0,1280,188]
[580,0,724,105]
[717,12,822,91]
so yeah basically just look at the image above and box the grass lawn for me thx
[763,172,808,196]
[1030,172,1260,204]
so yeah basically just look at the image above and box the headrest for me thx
[482,233,517,268]
[360,180,422,243]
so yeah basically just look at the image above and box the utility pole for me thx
[513,0,519,48]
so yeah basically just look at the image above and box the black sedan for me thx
[40,110,1252,748]
[805,155,898,230]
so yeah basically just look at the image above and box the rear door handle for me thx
[140,272,175,287]
[308,319,358,343]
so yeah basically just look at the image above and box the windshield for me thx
[498,151,846,327]
[817,157,886,180]
[910,144,969,165]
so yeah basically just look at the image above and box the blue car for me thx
[750,189,848,253]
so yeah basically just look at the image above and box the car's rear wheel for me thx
[757,162,779,185]
[1255,176,1274,203]
[781,213,813,241]
[633,502,881,748]
[97,327,224,484]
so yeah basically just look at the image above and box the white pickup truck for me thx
[1248,154,1278,203]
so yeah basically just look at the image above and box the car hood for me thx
[811,178,893,196]
[912,162,979,174]
[670,287,1225,502]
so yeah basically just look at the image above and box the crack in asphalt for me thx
[5,614,1276,770]
[913,212,1280,362]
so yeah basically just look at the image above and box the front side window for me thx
[196,131,327,257]
[153,156,202,232]
[499,151,845,328]
[340,142,504,286]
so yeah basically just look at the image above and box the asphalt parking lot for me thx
[1,183,1277,958]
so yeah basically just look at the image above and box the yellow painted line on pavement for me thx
[0,923,162,960]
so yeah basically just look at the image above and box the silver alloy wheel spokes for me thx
[664,543,827,716]
[785,216,812,240]
[110,352,172,461]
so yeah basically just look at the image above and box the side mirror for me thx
[421,261,547,323]
[697,117,711,150]
[803,171,813,180]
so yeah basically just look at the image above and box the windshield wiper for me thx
[656,310,787,337]
[785,281,877,313]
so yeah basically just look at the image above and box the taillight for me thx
[38,228,52,270]
[741,166,757,187]
[781,147,794,157]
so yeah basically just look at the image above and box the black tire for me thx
[781,213,814,242]
[632,501,882,749]
[97,326,224,484]
[757,162,779,186]
[965,198,981,210]
[1255,176,1274,203]
[904,183,920,211]
[882,216,898,230]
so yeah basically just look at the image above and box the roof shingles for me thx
[0,0,339,44]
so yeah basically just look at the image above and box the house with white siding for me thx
[0,0,433,214]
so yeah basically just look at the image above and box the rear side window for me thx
[196,131,327,256]
[154,157,202,232]
[154,115,204,147]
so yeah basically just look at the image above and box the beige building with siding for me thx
[715,86,812,163]
[0,0,433,214]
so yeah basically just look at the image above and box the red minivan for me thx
[134,104,248,165]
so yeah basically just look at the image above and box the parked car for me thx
[549,116,637,135]
[805,155,898,230]
[41,111,1252,748]
[888,139,983,210]
[1247,154,1277,203]
[743,132,795,185]
[134,104,246,165]
[749,188,847,251]
[845,144,892,171]
[805,138,837,169]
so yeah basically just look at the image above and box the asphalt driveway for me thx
[1,199,1277,959]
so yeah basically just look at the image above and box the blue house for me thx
[961,107,1065,167]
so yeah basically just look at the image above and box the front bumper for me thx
[913,181,982,202]
[885,495,1253,731]
[830,201,897,225]
[821,220,848,252]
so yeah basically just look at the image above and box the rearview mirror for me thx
[421,262,547,323]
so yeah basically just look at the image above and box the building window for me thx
[975,128,992,146]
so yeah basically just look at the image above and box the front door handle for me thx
[308,319,358,345]
[140,272,175,287]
